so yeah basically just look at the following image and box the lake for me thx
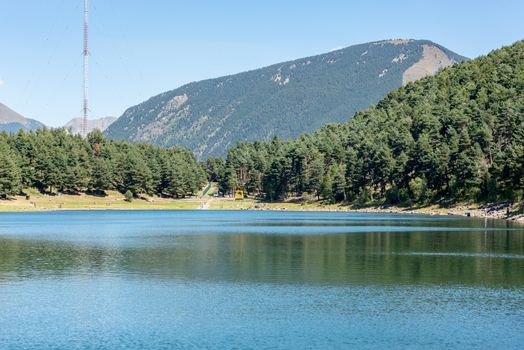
[0,210,523,349]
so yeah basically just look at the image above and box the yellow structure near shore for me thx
[235,190,244,200]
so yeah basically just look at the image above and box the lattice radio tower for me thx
[82,0,89,137]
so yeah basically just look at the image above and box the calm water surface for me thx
[0,210,523,349]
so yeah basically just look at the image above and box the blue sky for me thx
[0,0,523,127]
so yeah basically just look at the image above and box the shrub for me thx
[409,177,428,204]
[124,190,133,202]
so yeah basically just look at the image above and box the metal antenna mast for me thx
[82,0,89,137]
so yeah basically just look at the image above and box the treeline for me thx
[208,41,524,205]
[0,129,206,198]
[1,41,523,205]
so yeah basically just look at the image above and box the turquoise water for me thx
[0,211,523,349]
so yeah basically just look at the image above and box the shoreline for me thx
[242,201,524,223]
[347,203,524,223]
[1,191,523,223]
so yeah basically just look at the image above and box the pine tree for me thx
[0,143,21,198]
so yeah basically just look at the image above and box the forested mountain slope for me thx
[1,41,520,205]
[106,39,466,158]
[214,40,524,204]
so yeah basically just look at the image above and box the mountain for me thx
[0,102,46,133]
[64,116,117,135]
[105,39,467,158]
[220,40,524,204]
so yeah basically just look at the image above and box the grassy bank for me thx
[0,190,202,212]
[0,191,336,212]
[1,190,523,223]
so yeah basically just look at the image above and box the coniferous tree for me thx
[0,142,21,198]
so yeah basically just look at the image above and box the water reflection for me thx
[1,211,523,286]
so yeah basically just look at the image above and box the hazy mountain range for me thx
[0,102,46,133]
[105,39,468,158]
[0,102,116,134]
[64,116,117,135]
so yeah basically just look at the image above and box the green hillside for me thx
[1,41,521,206]
[215,40,524,204]
[0,129,205,199]
[105,39,466,158]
